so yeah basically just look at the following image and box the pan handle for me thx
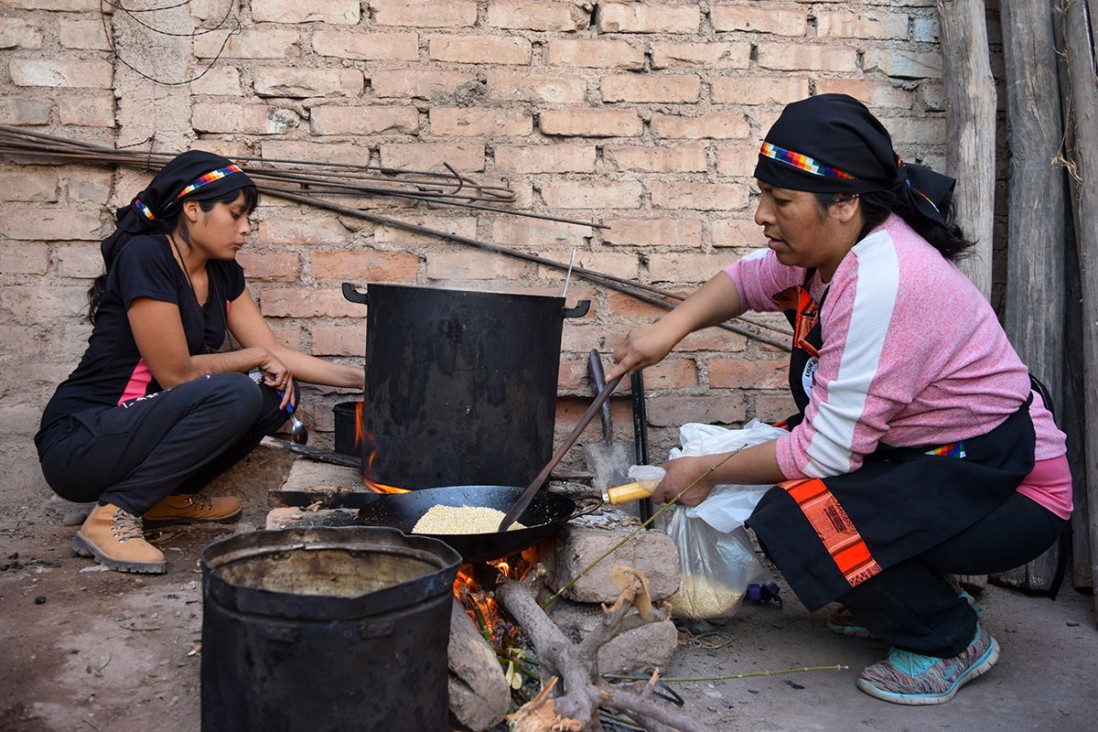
[570,496,605,520]
[563,300,590,318]
[342,282,369,305]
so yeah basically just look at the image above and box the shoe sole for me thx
[72,534,167,574]
[856,636,1000,706]
[142,509,242,526]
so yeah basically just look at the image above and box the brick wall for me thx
[1,0,951,492]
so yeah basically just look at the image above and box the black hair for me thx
[815,187,975,263]
[87,186,258,323]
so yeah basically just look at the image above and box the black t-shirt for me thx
[37,235,246,434]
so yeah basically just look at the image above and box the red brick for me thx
[254,67,364,98]
[260,140,373,167]
[566,250,642,280]
[193,103,301,135]
[879,116,946,147]
[712,76,809,106]
[313,31,419,61]
[252,0,359,24]
[372,0,477,28]
[55,245,103,278]
[66,171,113,206]
[485,69,588,104]
[715,145,759,178]
[542,180,643,209]
[548,39,644,69]
[606,290,671,319]
[757,43,858,73]
[494,143,596,174]
[10,59,112,89]
[605,145,706,173]
[817,9,909,40]
[429,35,532,65]
[816,79,915,109]
[1,284,88,321]
[237,251,302,282]
[0,170,58,202]
[710,4,808,36]
[425,249,530,280]
[310,105,419,135]
[597,2,701,33]
[487,1,591,31]
[1,18,42,48]
[490,217,592,248]
[602,217,703,247]
[429,107,532,137]
[189,67,242,96]
[863,48,942,79]
[0,97,51,124]
[650,182,747,212]
[311,250,421,281]
[601,74,701,104]
[373,216,478,245]
[1,243,48,274]
[679,326,749,355]
[0,206,101,241]
[311,325,366,357]
[266,323,302,352]
[646,253,730,284]
[712,218,765,248]
[259,288,362,318]
[651,41,749,70]
[194,28,300,59]
[644,358,699,389]
[59,20,109,50]
[377,142,485,173]
[58,95,115,127]
[708,357,789,390]
[258,215,352,247]
[646,394,748,428]
[540,109,643,137]
[370,69,478,99]
[651,112,749,140]
[752,391,799,424]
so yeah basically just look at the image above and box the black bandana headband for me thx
[101,150,255,266]
[753,94,955,231]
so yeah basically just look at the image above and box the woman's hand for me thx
[256,351,295,409]
[651,455,718,507]
[608,321,680,380]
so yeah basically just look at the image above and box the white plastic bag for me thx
[660,419,786,619]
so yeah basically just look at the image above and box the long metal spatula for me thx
[498,374,624,531]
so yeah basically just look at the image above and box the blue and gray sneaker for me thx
[855,622,999,705]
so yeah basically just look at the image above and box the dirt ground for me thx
[3,447,1097,732]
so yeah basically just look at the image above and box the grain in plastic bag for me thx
[662,419,788,619]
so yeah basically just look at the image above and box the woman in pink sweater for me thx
[610,94,1071,706]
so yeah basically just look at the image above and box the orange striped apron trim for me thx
[778,478,882,587]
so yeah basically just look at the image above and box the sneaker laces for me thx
[184,493,214,511]
[110,507,146,542]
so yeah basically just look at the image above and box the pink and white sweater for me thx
[725,215,1070,518]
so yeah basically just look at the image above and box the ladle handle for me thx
[498,374,624,531]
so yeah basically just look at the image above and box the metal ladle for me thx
[281,393,308,445]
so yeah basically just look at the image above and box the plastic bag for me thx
[661,419,787,619]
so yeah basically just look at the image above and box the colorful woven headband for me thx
[176,164,243,198]
[760,142,855,181]
[132,197,156,221]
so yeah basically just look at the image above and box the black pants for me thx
[37,373,289,516]
[835,492,1066,658]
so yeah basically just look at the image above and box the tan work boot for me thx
[73,503,167,574]
[143,493,242,524]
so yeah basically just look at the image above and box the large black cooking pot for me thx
[342,282,589,490]
[356,484,581,564]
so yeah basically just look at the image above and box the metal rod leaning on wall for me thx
[263,188,793,353]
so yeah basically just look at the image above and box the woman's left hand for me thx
[651,455,717,506]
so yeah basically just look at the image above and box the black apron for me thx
[746,273,1036,611]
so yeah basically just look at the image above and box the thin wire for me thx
[562,246,578,299]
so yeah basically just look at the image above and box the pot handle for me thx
[342,282,368,305]
[563,300,590,318]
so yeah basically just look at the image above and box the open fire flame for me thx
[354,402,541,641]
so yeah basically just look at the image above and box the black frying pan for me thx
[355,485,579,564]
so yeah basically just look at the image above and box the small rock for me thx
[34,596,46,605]
[62,509,91,526]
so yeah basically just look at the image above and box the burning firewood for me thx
[497,569,713,732]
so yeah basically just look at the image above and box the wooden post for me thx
[1057,0,1098,616]
[937,0,997,590]
[936,0,997,300]
[997,0,1069,591]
